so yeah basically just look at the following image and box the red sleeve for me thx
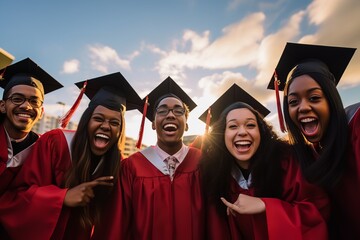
[91,159,130,240]
[331,105,360,238]
[261,155,329,240]
[0,129,70,240]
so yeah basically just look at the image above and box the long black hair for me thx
[65,105,124,229]
[200,102,289,214]
[283,72,348,190]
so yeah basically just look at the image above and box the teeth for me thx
[96,134,109,139]
[164,124,177,129]
[18,113,31,118]
[300,118,316,123]
[235,140,251,146]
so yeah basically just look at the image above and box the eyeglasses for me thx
[5,94,43,108]
[156,106,185,116]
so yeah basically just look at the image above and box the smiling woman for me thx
[0,72,143,239]
[270,42,360,239]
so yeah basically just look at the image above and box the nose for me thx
[166,110,176,118]
[298,99,311,113]
[237,125,247,136]
[100,121,111,130]
[18,99,33,109]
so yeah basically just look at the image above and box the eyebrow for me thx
[157,103,183,108]
[288,87,322,96]
[226,117,256,124]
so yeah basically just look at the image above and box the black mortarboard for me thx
[199,83,270,126]
[143,76,197,122]
[75,72,143,112]
[60,72,142,128]
[0,58,63,99]
[267,42,356,132]
[135,76,197,148]
[267,42,356,91]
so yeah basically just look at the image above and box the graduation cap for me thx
[267,42,356,132]
[199,83,270,132]
[136,76,197,148]
[0,48,15,70]
[267,42,356,91]
[60,72,142,128]
[0,57,63,99]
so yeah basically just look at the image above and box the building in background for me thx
[123,136,147,158]
[32,113,77,134]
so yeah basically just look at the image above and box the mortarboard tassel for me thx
[274,72,286,132]
[59,81,87,128]
[136,95,149,149]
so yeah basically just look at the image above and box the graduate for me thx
[0,72,142,239]
[199,84,330,239]
[0,58,63,194]
[119,77,205,240]
[267,42,359,239]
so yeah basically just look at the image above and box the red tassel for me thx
[136,96,149,149]
[59,81,87,128]
[274,72,286,132]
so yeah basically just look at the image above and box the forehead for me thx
[287,75,321,94]
[6,84,43,98]
[226,108,256,121]
[157,97,183,107]
[92,105,122,119]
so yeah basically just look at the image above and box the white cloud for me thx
[154,12,265,81]
[302,0,360,86]
[88,45,132,73]
[62,59,80,74]
[255,10,306,87]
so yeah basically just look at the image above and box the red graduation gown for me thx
[331,103,360,239]
[0,128,93,240]
[0,124,38,194]
[206,154,330,240]
[120,146,205,240]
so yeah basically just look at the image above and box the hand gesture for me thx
[221,193,265,216]
[64,176,114,207]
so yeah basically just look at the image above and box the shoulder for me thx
[187,146,202,158]
[37,128,70,143]
[345,102,360,124]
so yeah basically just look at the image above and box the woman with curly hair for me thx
[200,98,329,239]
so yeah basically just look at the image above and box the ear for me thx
[0,100,6,113]
[185,123,189,131]
[38,106,45,119]
[152,121,156,130]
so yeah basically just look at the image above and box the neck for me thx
[157,141,183,156]
[3,123,29,141]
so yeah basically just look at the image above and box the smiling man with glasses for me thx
[0,58,62,195]
[108,76,207,239]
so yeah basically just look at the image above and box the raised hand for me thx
[64,176,114,207]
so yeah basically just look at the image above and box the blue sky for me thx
[2,0,360,145]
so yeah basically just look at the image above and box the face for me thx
[224,108,260,169]
[287,75,330,143]
[152,97,188,153]
[0,85,44,139]
[87,105,122,156]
